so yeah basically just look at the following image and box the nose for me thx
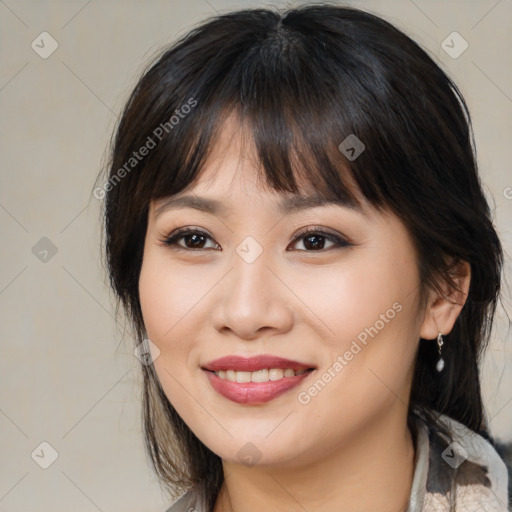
[211,249,294,341]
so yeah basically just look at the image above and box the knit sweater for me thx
[164,413,510,511]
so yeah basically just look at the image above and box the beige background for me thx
[1,0,511,510]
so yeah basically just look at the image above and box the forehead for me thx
[152,143,372,221]
[156,110,367,209]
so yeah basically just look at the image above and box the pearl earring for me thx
[436,332,445,372]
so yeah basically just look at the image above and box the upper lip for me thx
[202,355,316,372]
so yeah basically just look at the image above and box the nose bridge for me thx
[212,235,293,338]
[229,235,274,308]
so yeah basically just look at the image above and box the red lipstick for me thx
[201,355,316,404]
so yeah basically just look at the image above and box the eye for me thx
[159,226,351,253]
[160,227,220,251]
[289,227,351,252]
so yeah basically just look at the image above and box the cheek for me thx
[292,246,421,404]
[138,252,210,346]
[138,256,172,342]
[290,247,417,349]
[138,253,204,411]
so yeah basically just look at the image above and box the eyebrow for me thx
[154,193,362,218]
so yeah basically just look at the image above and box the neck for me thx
[213,407,415,512]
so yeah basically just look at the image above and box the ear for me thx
[419,259,471,340]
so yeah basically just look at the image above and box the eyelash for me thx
[158,226,352,253]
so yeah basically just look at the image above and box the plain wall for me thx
[1,1,511,510]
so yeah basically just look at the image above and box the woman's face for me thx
[139,116,429,468]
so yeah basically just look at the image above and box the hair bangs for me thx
[143,26,388,212]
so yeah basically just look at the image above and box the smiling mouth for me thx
[203,367,315,383]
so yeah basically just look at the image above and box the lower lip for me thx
[203,369,314,404]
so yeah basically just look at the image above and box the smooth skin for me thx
[139,114,471,512]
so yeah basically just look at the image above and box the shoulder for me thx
[163,490,203,512]
[426,413,509,510]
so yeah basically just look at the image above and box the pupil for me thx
[305,235,324,250]
[188,234,205,248]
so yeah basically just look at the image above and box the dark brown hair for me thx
[98,4,503,510]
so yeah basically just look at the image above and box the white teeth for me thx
[214,368,310,382]
[251,369,269,382]
[235,371,251,383]
[269,368,284,381]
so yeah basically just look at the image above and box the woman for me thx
[99,4,510,511]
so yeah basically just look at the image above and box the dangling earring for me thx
[436,332,445,372]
